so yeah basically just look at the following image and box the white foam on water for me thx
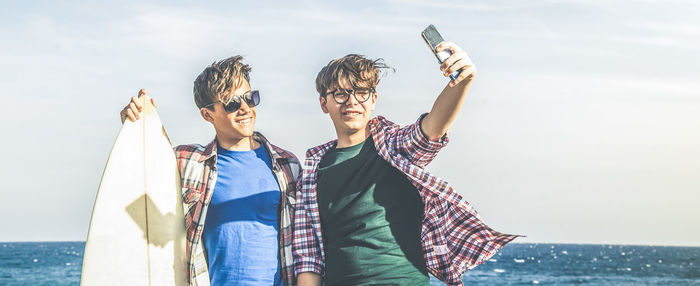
[66,262,71,266]
[488,259,497,262]
[32,259,38,263]
[561,250,568,255]
[532,281,540,284]
[514,258,525,263]
[646,264,651,267]
[494,269,506,273]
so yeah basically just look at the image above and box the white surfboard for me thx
[81,96,187,286]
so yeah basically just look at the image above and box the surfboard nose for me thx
[141,95,156,115]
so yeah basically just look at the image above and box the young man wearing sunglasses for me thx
[120,56,300,286]
[293,42,519,285]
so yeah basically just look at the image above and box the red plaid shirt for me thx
[293,115,520,286]
[174,132,301,286]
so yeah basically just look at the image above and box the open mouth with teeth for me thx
[342,111,362,116]
[235,118,252,124]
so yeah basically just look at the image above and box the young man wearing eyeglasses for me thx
[293,42,519,285]
[120,56,300,286]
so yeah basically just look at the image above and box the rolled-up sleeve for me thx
[386,113,449,168]
[292,177,325,276]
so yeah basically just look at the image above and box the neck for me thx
[336,125,370,148]
[216,134,259,151]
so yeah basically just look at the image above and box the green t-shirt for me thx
[317,136,429,285]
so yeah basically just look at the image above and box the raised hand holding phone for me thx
[421,24,475,87]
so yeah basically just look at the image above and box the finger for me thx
[435,41,452,52]
[450,66,475,87]
[445,57,470,76]
[129,102,141,119]
[134,88,147,111]
[440,51,467,75]
[440,56,455,75]
[126,108,137,122]
[131,96,143,112]
[435,41,462,54]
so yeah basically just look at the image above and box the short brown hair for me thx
[315,54,392,97]
[193,55,251,109]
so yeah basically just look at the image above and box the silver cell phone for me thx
[421,24,460,81]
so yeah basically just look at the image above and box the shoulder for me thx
[267,143,302,181]
[253,131,300,164]
[270,143,300,164]
[371,115,400,129]
[304,139,337,160]
[369,115,405,138]
[173,143,207,161]
[368,115,406,143]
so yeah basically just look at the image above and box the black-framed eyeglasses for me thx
[325,88,374,104]
[205,90,260,112]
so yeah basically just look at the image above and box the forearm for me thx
[297,272,322,286]
[293,181,326,282]
[421,74,473,141]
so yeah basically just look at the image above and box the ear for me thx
[319,96,329,114]
[200,107,215,123]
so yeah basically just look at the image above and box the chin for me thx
[229,127,254,138]
[235,124,255,136]
[342,122,366,133]
[241,129,255,137]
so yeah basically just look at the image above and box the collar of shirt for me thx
[198,132,295,168]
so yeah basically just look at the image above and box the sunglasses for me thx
[205,90,260,113]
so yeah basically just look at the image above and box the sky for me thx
[1,0,698,246]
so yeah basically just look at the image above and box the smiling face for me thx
[200,77,256,144]
[320,77,377,138]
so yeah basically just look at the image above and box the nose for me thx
[344,93,359,106]
[237,100,252,114]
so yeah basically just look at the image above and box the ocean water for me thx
[0,242,697,285]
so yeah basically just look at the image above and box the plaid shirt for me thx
[174,132,301,286]
[293,114,520,286]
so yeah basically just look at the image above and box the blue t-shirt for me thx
[202,144,282,286]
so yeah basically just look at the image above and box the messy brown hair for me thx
[193,55,251,109]
[315,54,392,97]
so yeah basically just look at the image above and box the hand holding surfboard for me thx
[120,88,158,123]
[82,92,187,286]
